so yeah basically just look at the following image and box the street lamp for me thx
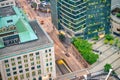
[105,69,112,80]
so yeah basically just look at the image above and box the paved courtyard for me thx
[89,38,120,77]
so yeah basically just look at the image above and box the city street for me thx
[17,0,89,78]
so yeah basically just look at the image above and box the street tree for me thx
[104,63,112,72]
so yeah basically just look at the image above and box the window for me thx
[26,73,30,78]
[45,50,47,53]
[8,77,12,80]
[4,60,8,63]
[19,70,23,73]
[50,58,52,61]
[11,2,13,4]
[13,71,17,75]
[14,76,18,80]
[33,78,36,80]
[49,49,51,52]
[7,20,13,23]
[7,73,11,76]
[46,63,48,66]
[24,59,28,63]
[50,62,52,65]
[46,59,48,62]
[46,54,48,57]
[11,62,16,66]
[6,3,9,5]
[36,61,40,64]
[18,61,22,64]
[31,67,35,70]
[30,58,34,61]
[31,62,34,66]
[20,74,24,79]
[11,58,15,62]
[18,65,22,69]
[46,68,49,72]
[17,57,21,60]
[36,52,39,55]
[25,68,29,72]
[37,65,41,69]
[5,64,9,68]
[12,67,16,70]
[1,3,4,6]
[50,67,52,72]
[36,56,40,60]
[29,53,33,57]
[23,55,27,58]
[49,53,51,56]
[32,71,35,76]
[25,64,28,67]
[38,70,41,74]
[6,69,10,72]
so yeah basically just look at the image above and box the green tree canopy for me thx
[72,38,99,64]
[105,34,114,41]
[104,63,112,72]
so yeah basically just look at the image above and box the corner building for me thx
[0,6,56,80]
[51,0,111,39]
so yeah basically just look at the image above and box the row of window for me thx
[6,64,41,73]
[0,2,14,7]
[4,49,52,64]
[7,70,42,80]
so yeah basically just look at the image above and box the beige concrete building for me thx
[0,4,56,80]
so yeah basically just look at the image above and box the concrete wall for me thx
[111,0,120,9]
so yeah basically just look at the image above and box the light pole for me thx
[84,75,87,80]
[105,69,112,80]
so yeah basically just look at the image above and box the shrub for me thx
[105,34,114,41]
[104,39,108,44]
[109,40,114,45]
[116,13,120,18]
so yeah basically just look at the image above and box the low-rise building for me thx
[0,5,56,80]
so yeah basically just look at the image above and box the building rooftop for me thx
[0,6,53,60]
[0,6,38,48]
[0,20,53,60]
[0,6,16,17]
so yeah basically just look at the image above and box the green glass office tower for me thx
[50,0,111,39]
[85,0,111,39]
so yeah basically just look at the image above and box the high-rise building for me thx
[0,5,56,80]
[51,0,111,39]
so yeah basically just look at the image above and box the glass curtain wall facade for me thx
[51,0,111,39]
[57,0,87,37]
[84,0,111,39]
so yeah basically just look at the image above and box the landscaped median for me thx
[72,38,99,65]
[104,34,120,48]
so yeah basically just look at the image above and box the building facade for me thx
[0,0,15,7]
[51,0,111,39]
[0,5,56,80]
